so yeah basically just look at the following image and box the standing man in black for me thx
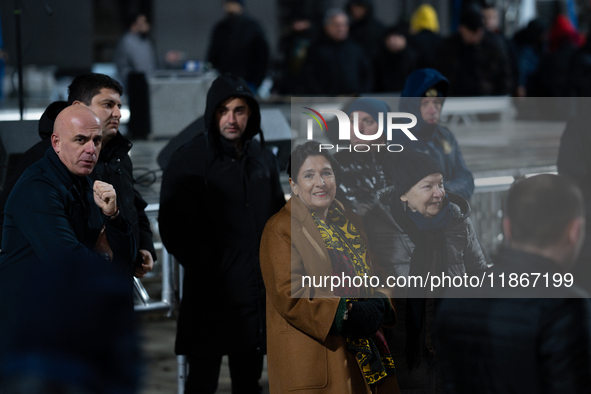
[207,0,269,93]
[302,8,373,95]
[159,74,285,393]
[70,74,156,278]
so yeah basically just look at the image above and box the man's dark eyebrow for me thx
[73,134,89,140]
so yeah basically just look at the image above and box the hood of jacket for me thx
[204,74,263,153]
[39,101,68,140]
[410,4,440,34]
[399,68,449,138]
[373,185,471,230]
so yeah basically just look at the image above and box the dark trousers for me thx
[185,351,263,394]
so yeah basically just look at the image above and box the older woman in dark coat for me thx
[364,149,486,393]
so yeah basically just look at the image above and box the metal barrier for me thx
[133,204,177,315]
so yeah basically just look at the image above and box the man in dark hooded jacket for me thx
[392,68,475,200]
[159,74,285,393]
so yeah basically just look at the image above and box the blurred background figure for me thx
[531,12,582,97]
[114,13,156,89]
[207,0,270,93]
[557,98,591,294]
[274,10,315,95]
[346,0,385,61]
[302,8,372,95]
[481,2,518,95]
[436,2,512,96]
[408,4,442,70]
[114,13,156,140]
[512,19,546,97]
[374,25,417,93]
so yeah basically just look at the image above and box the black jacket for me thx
[90,132,156,264]
[207,14,269,88]
[435,248,591,393]
[557,113,591,293]
[0,148,136,330]
[346,0,385,60]
[159,75,285,355]
[0,101,67,246]
[302,35,373,95]
[409,30,442,70]
[374,46,417,93]
[435,33,512,96]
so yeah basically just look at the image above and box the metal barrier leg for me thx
[177,355,188,394]
[133,277,150,306]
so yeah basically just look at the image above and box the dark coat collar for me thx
[100,132,132,160]
[45,147,90,190]
[495,247,565,274]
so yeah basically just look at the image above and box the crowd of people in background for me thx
[270,0,591,98]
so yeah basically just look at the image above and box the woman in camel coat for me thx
[260,141,399,393]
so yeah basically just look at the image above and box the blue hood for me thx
[399,69,449,138]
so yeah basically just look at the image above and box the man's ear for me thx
[51,134,60,153]
[566,217,584,247]
[71,101,84,106]
[502,217,512,243]
[400,194,408,203]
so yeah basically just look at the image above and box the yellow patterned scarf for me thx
[312,204,395,385]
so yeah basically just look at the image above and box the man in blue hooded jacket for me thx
[392,68,475,200]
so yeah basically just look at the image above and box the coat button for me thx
[116,158,120,162]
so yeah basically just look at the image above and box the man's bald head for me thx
[51,106,103,177]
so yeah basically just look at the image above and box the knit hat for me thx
[383,149,443,197]
[347,98,391,122]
